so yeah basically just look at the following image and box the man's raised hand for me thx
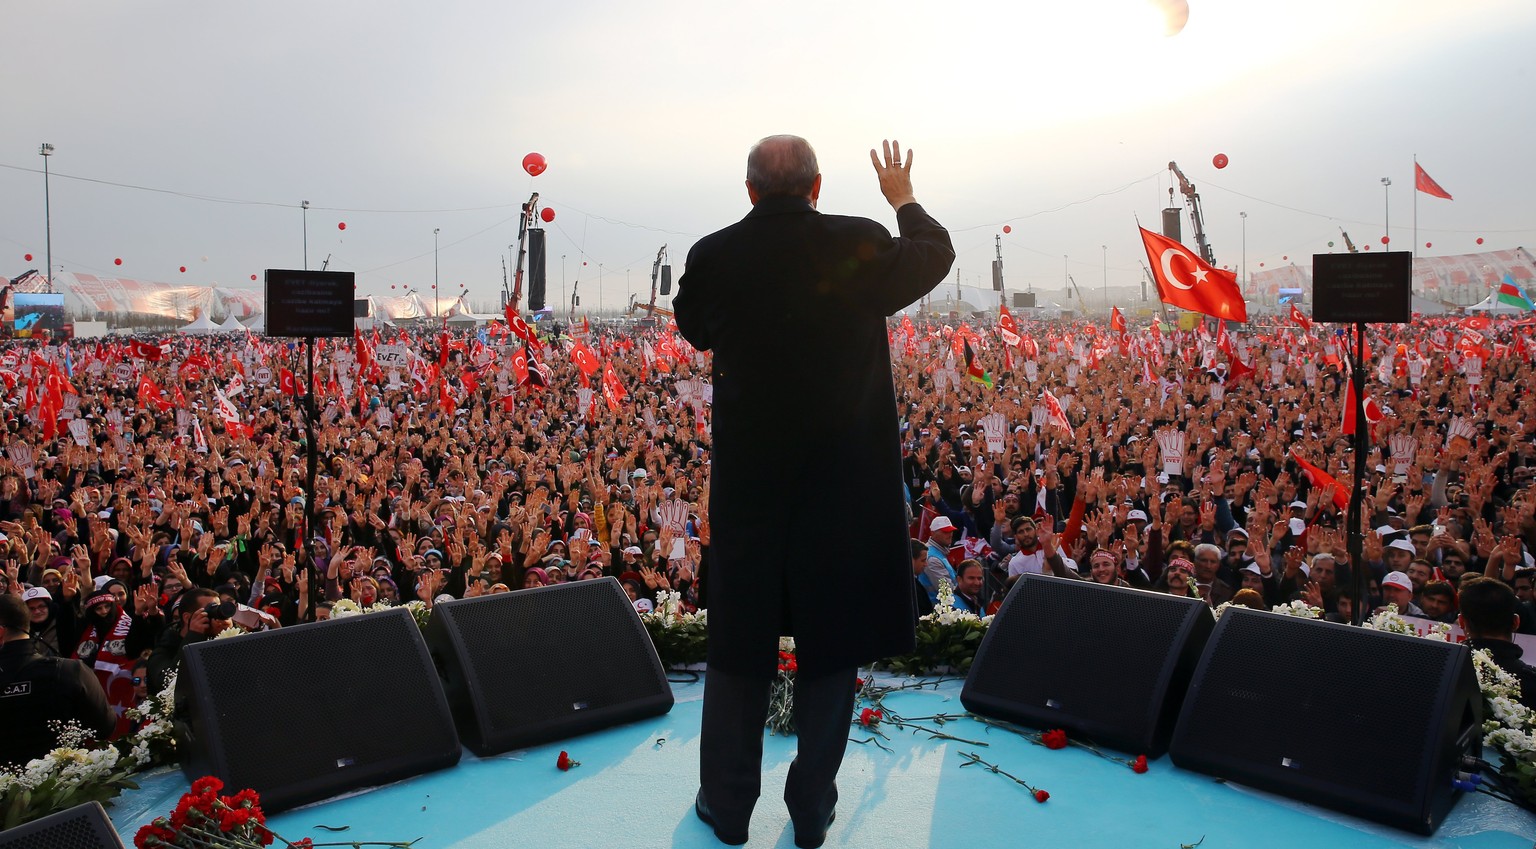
[870,139,917,212]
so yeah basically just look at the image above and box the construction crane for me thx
[627,245,674,322]
[1066,273,1088,307]
[1167,162,1216,265]
[1339,228,1359,254]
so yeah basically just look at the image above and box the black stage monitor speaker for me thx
[0,802,123,849]
[1169,608,1481,835]
[426,577,674,756]
[659,264,672,296]
[174,608,460,812]
[1012,292,1036,309]
[961,575,1213,757]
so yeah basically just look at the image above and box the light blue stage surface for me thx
[111,678,1536,848]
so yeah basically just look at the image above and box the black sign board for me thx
[353,298,370,318]
[1311,252,1412,324]
[1013,292,1037,309]
[264,270,356,337]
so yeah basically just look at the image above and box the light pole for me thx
[39,143,54,293]
[1381,177,1392,248]
[1240,211,1247,299]
[561,255,567,320]
[433,228,441,322]
[1101,245,1107,311]
[599,264,605,319]
[302,200,310,270]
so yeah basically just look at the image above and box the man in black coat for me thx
[0,594,115,767]
[675,135,954,848]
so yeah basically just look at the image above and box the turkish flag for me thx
[1109,306,1126,334]
[1342,375,1383,438]
[1039,388,1073,435]
[521,345,548,389]
[1226,357,1257,383]
[602,362,626,412]
[999,305,1018,336]
[1414,162,1453,201]
[1289,303,1312,334]
[1291,451,1351,511]
[278,368,298,396]
[570,342,600,378]
[128,340,163,362]
[504,305,542,350]
[1138,227,1248,321]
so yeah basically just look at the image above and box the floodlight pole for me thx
[40,143,54,293]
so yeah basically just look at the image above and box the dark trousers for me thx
[700,664,858,833]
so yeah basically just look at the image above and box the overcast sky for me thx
[3,0,1533,313]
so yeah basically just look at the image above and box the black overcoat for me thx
[674,197,954,677]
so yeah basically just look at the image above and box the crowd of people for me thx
[3,303,1536,766]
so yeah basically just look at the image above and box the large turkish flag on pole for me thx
[1138,227,1248,322]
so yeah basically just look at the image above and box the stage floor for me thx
[111,677,1536,848]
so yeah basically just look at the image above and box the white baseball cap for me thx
[1382,571,1413,592]
[929,516,957,534]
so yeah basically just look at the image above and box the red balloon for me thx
[1213,153,1229,169]
[1477,237,1484,245]
[179,266,187,273]
[391,284,396,289]
[1282,256,1288,261]
[431,284,436,290]
[1259,262,1265,267]
[1002,225,1012,234]
[251,274,257,281]
[114,258,123,266]
[1364,244,1372,251]
[338,222,347,231]
[23,254,31,261]
[1381,236,1390,245]
[582,261,588,267]
[1425,242,1432,248]
[541,207,556,223]
[522,152,547,177]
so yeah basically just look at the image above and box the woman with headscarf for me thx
[73,586,139,739]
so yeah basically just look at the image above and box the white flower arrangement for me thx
[1270,599,1323,619]
[923,579,984,627]
[0,721,143,830]
[330,598,364,617]
[640,592,708,667]
[214,626,245,640]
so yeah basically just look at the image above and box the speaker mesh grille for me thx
[437,580,670,751]
[187,609,457,801]
[0,803,122,849]
[1176,610,1449,801]
[966,577,1200,745]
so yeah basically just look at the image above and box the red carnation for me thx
[1042,729,1068,750]
[854,677,865,690]
[1033,789,1050,803]
[1132,755,1148,774]
[859,707,883,727]
[190,776,224,796]
[557,750,580,771]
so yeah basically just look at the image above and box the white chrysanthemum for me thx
[365,601,394,613]
[214,626,245,640]
[331,598,363,617]
[778,636,796,654]
[1213,602,1235,621]
[1271,600,1322,619]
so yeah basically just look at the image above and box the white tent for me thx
[215,313,246,333]
[1465,290,1530,313]
[179,312,219,334]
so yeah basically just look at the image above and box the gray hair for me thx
[746,135,818,198]
[1194,543,1223,561]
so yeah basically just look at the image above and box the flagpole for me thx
[1348,320,1368,627]
[1413,155,1418,260]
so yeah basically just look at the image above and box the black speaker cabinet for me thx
[0,802,123,849]
[961,575,1213,757]
[1169,608,1481,834]
[425,577,674,756]
[174,608,460,812]
[1012,292,1037,309]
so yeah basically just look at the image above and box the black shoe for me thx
[695,790,749,846]
[792,810,835,849]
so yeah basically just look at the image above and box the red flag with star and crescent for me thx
[1289,303,1313,334]
[1138,227,1248,321]
[1040,388,1073,435]
[1414,163,1453,201]
[504,305,542,351]
[1110,306,1127,334]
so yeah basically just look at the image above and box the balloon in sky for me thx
[23,254,31,261]
[1153,0,1190,36]
[1259,262,1264,267]
[1282,256,1288,261]
[1425,242,1432,248]
[1363,244,1371,251]
[338,222,347,231]
[1212,153,1228,169]
[1381,236,1390,245]
[541,207,556,223]
[179,266,187,273]
[1002,225,1012,234]
[1477,237,1484,245]
[523,152,548,177]
[202,256,208,262]
[391,284,396,289]
[1327,241,1335,247]
[114,258,123,265]
[251,274,257,280]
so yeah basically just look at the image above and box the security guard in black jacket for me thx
[0,594,115,767]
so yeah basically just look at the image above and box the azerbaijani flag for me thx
[1497,276,1535,311]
